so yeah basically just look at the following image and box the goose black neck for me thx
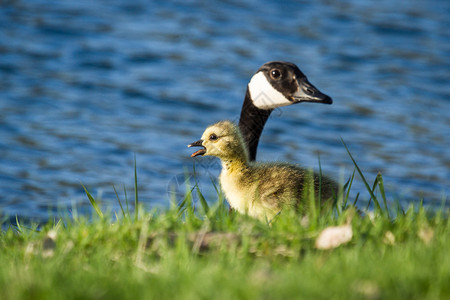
[238,88,272,161]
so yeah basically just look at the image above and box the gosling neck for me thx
[219,147,249,174]
[239,88,273,162]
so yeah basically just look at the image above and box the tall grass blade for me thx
[123,184,130,216]
[341,138,381,212]
[192,166,209,215]
[210,175,220,195]
[353,192,360,206]
[81,183,104,219]
[169,184,177,209]
[196,184,209,215]
[70,199,79,222]
[177,197,187,215]
[176,172,191,210]
[113,184,126,218]
[177,186,195,216]
[395,198,405,217]
[343,169,356,208]
[318,155,322,203]
[15,215,22,233]
[377,172,390,218]
[134,154,139,221]
[366,176,382,213]
[307,171,318,226]
[342,172,352,192]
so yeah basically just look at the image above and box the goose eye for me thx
[209,133,218,141]
[270,69,281,80]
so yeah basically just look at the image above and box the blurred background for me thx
[0,0,449,220]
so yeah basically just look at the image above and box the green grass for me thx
[0,156,449,299]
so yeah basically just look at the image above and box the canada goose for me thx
[188,121,337,222]
[239,61,332,161]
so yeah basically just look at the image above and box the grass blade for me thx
[192,167,209,215]
[15,215,22,233]
[366,175,381,212]
[377,173,390,218]
[341,138,381,212]
[306,171,318,226]
[81,183,104,219]
[353,193,360,207]
[177,186,195,218]
[134,154,139,221]
[123,184,130,217]
[318,155,323,204]
[343,169,356,209]
[196,184,209,215]
[113,184,126,218]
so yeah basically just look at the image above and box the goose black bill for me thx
[188,139,206,157]
[291,79,333,105]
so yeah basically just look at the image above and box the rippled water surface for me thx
[1,0,449,219]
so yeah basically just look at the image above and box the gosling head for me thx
[248,61,332,110]
[188,121,249,161]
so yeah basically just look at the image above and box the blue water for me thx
[1,0,449,220]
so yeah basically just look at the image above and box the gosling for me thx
[188,121,337,222]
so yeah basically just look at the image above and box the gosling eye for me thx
[209,133,218,141]
[270,69,282,80]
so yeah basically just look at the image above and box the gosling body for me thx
[189,121,337,221]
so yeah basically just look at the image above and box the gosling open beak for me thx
[291,78,332,105]
[188,139,206,157]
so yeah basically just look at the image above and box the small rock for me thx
[47,229,57,240]
[418,227,434,245]
[315,224,353,250]
[383,231,395,245]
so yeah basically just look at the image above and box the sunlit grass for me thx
[0,147,448,299]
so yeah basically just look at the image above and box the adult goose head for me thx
[239,61,332,161]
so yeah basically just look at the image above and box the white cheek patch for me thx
[248,72,292,110]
